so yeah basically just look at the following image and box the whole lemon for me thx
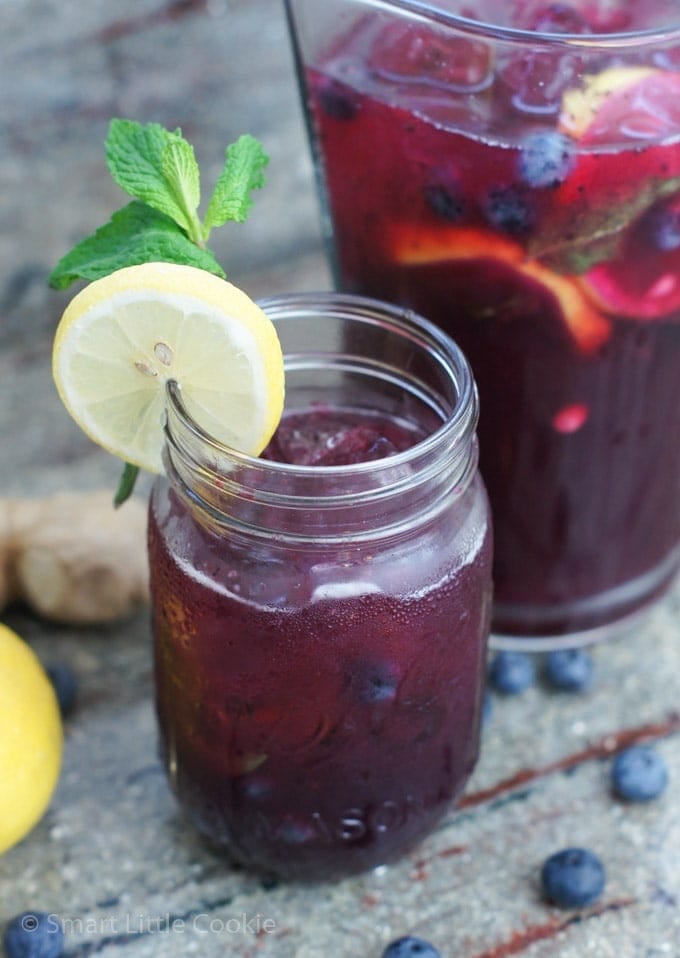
[0,622,62,855]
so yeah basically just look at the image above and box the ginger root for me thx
[0,491,149,625]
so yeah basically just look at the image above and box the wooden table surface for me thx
[1,2,678,956]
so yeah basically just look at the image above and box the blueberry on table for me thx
[488,650,536,695]
[45,662,78,717]
[611,745,669,802]
[3,912,64,958]
[543,648,593,692]
[541,847,606,908]
[382,936,441,958]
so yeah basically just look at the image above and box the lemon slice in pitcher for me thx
[52,263,285,473]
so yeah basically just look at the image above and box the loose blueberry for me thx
[649,201,680,252]
[543,648,593,692]
[488,651,536,695]
[352,660,400,703]
[3,912,64,958]
[541,847,606,908]
[484,185,534,235]
[316,76,361,121]
[382,936,442,958]
[611,745,669,802]
[46,662,78,718]
[517,131,575,189]
[424,181,464,223]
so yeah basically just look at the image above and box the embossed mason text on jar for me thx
[148,293,492,880]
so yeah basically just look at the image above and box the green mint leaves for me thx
[49,119,269,290]
[204,137,269,231]
[106,121,203,244]
[48,202,226,289]
[528,174,680,275]
[113,462,141,509]
[49,119,269,506]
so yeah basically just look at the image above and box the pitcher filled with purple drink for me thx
[149,293,492,880]
[284,0,680,646]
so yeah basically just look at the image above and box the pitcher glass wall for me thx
[284,0,680,647]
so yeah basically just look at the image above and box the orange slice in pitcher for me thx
[390,225,611,353]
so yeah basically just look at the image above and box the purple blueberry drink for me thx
[284,0,680,645]
[148,293,492,880]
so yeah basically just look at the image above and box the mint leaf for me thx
[161,135,203,241]
[538,231,621,276]
[106,119,202,242]
[204,134,269,236]
[49,202,225,290]
[530,174,680,274]
[114,463,140,508]
[50,119,269,504]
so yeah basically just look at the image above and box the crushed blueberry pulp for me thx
[303,0,680,638]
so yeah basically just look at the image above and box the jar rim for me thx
[342,0,680,47]
[164,291,479,484]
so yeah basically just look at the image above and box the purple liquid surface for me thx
[149,407,492,878]
[303,6,680,636]
[262,406,424,465]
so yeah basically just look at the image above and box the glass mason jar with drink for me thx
[283,0,680,646]
[49,126,491,880]
[148,293,492,880]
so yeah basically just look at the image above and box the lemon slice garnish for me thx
[52,263,285,473]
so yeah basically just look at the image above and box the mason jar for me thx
[148,292,492,880]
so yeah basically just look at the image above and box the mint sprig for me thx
[50,120,269,289]
[48,202,225,289]
[49,119,269,505]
